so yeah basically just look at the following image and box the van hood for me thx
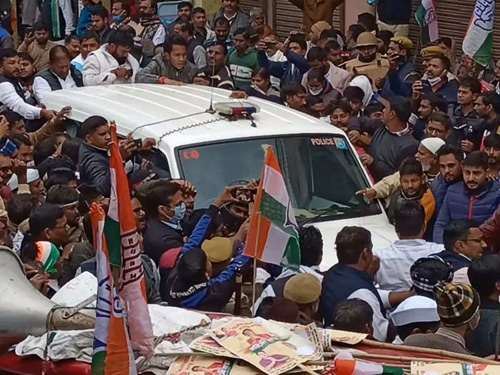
[309,214,397,272]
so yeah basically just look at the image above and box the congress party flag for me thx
[244,146,300,267]
[90,203,136,375]
[415,0,439,45]
[106,125,154,357]
[463,0,495,67]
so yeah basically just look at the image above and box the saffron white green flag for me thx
[244,146,300,268]
[463,0,495,67]
[415,0,439,45]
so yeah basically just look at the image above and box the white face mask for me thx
[427,76,442,87]
[308,88,323,96]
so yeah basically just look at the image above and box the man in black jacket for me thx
[33,45,83,103]
[78,115,137,196]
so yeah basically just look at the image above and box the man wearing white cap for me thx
[357,137,445,200]
[390,295,440,344]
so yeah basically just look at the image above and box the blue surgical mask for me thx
[170,202,186,223]
[113,15,123,23]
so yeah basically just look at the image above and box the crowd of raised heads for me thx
[0,0,500,358]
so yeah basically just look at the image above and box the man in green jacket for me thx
[226,27,257,90]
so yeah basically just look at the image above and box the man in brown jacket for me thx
[18,22,57,72]
[289,0,344,33]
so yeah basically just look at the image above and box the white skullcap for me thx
[7,169,40,191]
[420,137,446,155]
[390,295,440,327]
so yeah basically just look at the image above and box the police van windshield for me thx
[178,135,381,222]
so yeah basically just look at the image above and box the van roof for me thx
[43,84,345,147]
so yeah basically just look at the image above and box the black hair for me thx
[430,55,451,71]
[307,67,325,83]
[18,52,34,63]
[90,4,109,18]
[335,226,372,264]
[399,157,423,176]
[363,102,384,117]
[396,321,440,341]
[299,226,323,266]
[324,40,341,52]
[252,67,270,80]
[29,203,65,238]
[210,40,228,55]
[233,27,250,39]
[411,257,454,297]
[436,143,463,162]
[78,184,102,215]
[387,96,411,124]
[3,110,23,130]
[10,133,32,148]
[49,45,70,63]
[81,115,108,137]
[142,181,180,217]
[33,138,56,166]
[289,35,307,51]
[33,21,49,31]
[306,46,326,62]
[459,77,481,94]
[280,82,306,101]
[164,35,187,53]
[177,1,192,10]
[177,247,207,283]
[45,169,78,190]
[332,299,373,332]
[376,29,394,43]
[479,92,500,114]
[64,34,80,44]
[119,24,136,38]
[6,193,39,225]
[443,219,479,252]
[428,111,451,131]
[324,99,352,116]
[357,12,377,32]
[438,36,453,49]
[463,150,489,170]
[421,92,448,113]
[348,24,365,42]
[61,137,82,165]
[394,201,425,238]
[319,29,338,40]
[46,184,79,205]
[192,6,206,14]
[108,30,134,48]
[344,86,365,102]
[0,48,17,64]
[468,254,500,299]
[176,20,194,35]
[484,133,500,149]
[81,31,100,44]
[214,16,230,27]
[114,0,131,14]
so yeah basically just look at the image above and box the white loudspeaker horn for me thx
[0,246,95,349]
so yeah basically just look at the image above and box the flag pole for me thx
[251,215,261,313]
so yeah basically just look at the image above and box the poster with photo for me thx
[190,335,238,359]
[209,320,304,375]
[411,361,500,375]
[167,355,228,375]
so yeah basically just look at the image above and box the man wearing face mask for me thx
[137,35,197,85]
[142,180,193,265]
[404,282,480,354]
[138,0,162,67]
[412,56,459,109]
[344,32,389,90]
[110,1,140,35]
[83,30,139,85]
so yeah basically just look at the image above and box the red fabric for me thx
[0,353,90,375]
[158,247,182,269]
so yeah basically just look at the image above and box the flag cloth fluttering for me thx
[243,146,300,267]
[90,203,136,375]
[91,125,155,375]
[463,0,495,67]
[415,0,439,45]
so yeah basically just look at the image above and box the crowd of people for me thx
[2,0,500,361]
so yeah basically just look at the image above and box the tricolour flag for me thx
[90,203,136,375]
[415,0,439,45]
[463,0,495,67]
[105,125,155,357]
[243,146,300,267]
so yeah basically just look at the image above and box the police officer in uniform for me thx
[344,32,389,89]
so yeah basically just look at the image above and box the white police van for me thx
[43,84,397,270]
